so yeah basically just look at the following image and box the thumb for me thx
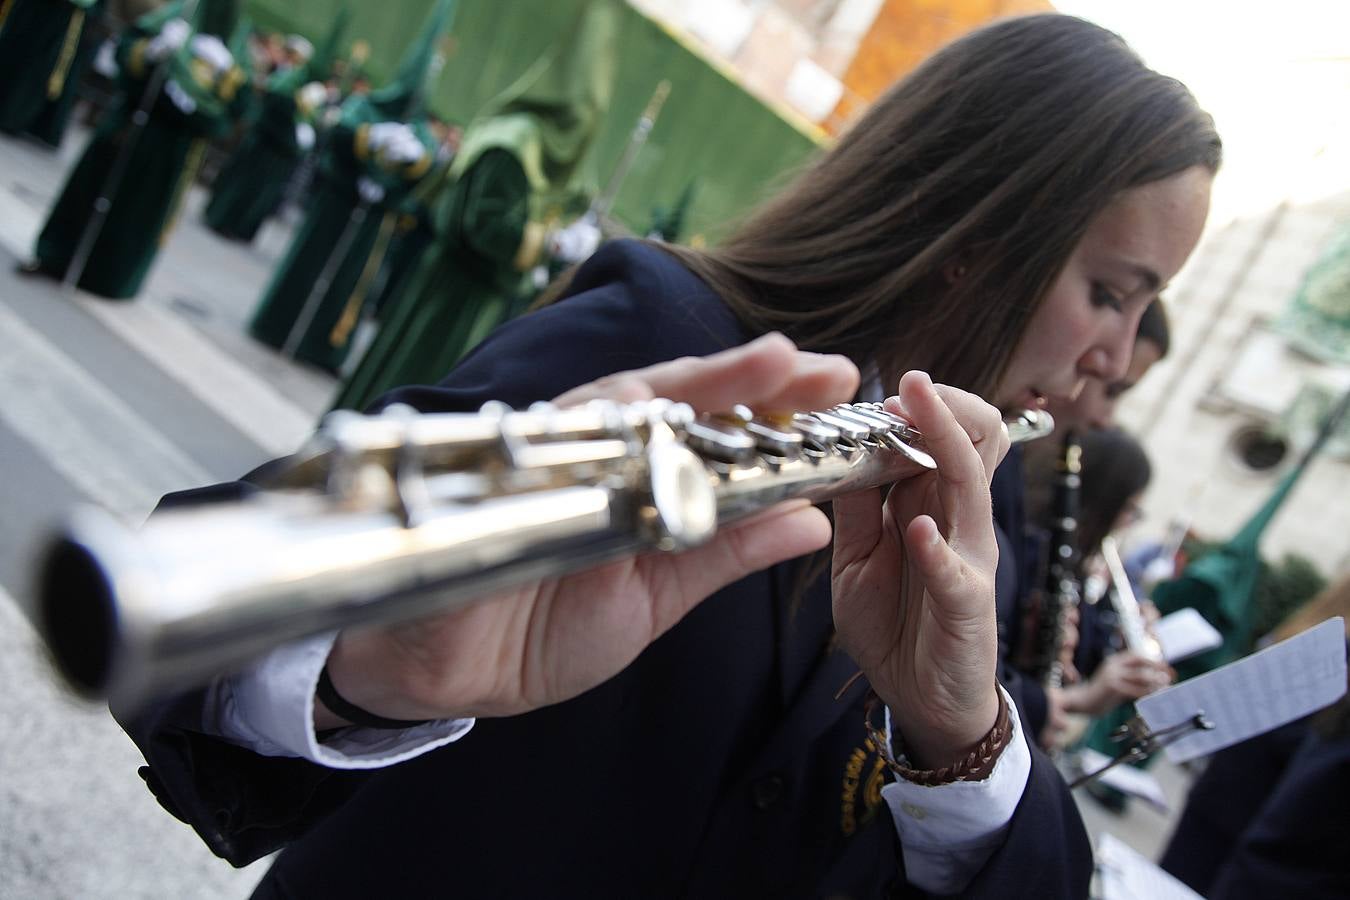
[901,515,986,625]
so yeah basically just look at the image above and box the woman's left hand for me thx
[831,371,1010,769]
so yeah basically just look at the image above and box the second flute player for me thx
[113,14,1219,899]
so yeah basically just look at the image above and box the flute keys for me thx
[790,413,841,453]
[828,405,893,438]
[684,419,758,462]
[743,415,804,458]
[844,403,924,443]
[808,410,871,443]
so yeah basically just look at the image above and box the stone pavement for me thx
[0,123,1193,898]
[0,122,331,900]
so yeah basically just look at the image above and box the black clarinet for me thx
[1030,430,1082,689]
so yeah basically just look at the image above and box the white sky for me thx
[1054,0,1350,228]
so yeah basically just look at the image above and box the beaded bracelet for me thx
[863,686,1012,786]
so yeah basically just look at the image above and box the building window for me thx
[1228,423,1290,472]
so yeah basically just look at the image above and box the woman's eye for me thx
[1091,282,1124,312]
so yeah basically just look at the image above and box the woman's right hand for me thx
[316,334,860,728]
[1061,651,1174,717]
[831,372,1011,769]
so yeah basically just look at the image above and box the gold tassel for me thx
[330,210,399,347]
[219,65,247,103]
[402,150,433,181]
[127,39,149,80]
[0,0,16,32]
[159,139,207,246]
[47,9,86,100]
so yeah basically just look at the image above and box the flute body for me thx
[37,400,1052,708]
[1099,535,1165,663]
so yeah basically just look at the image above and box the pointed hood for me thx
[451,0,619,193]
[269,3,350,94]
[307,4,350,84]
[193,0,241,38]
[648,181,697,243]
[1155,389,1350,669]
[136,0,241,37]
[135,0,244,43]
[367,0,456,121]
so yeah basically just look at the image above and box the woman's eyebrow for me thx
[1123,260,1162,293]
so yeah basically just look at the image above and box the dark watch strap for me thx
[316,665,433,730]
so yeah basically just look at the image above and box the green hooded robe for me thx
[0,0,104,146]
[32,0,250,299]
[246,0,453,373]
[331,0,619,412]
[203,7,348,242]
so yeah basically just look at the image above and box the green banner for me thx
[245,0,824,242]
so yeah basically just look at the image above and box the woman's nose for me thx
[1081,321,1137,383]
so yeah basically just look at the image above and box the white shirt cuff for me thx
[204,631,474,769]
[883,685,1032,895]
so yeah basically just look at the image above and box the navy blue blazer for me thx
[124,240,1090,899]
[1163,702,1350,900]
[990,449,1049,735]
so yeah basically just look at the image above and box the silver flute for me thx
[35,399,1053,708]
[1099,535,1165,663]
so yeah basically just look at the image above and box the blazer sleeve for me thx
[959,742,1094,898]
[116,240,749,866]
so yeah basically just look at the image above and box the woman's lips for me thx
[1020,388,1047,409]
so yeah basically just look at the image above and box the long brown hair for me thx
[652,14,1221,396]
[1075,427,1152,557]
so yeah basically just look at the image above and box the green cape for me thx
[450,0,619,195]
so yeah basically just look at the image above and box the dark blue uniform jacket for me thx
[123,240,1090,899]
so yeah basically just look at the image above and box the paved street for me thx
[0,124,1192,898]
[0,123,330,900]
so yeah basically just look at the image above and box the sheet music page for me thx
[1136,617,1347,763]
[1154,608,1223,664]
[1076,748,1169,813]
[1095,833,1203,900]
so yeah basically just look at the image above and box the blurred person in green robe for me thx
[21,0,251,299]
[327,118,463,372]
[0,0,105,147]
[204,11,348,242]
[332,0,619,412]
[246,0,454,374]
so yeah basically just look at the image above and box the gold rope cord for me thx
[330,209,399,347]
[47,9,87,99]
[353,123,371,161]
[159,138,207,246]
[0,0,16,32]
